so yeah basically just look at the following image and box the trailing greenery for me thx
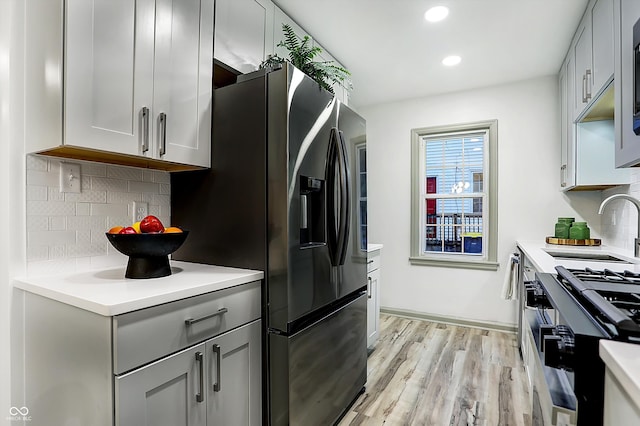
[260,24,352,94]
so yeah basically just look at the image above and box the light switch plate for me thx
[59,162,81,193]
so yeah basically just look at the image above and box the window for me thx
[410,120,498,270]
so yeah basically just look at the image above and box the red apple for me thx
[140,215,165,233]
[119,226,138,234]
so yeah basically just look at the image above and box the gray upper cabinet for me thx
[614,0,640,167]
[573,0,615,120]
[214,0,274,73]
[27,0,214,170]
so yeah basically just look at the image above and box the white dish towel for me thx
[501,253,519,300]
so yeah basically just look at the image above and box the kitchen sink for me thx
[544,250,636,264]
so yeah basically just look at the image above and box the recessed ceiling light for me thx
[442,55,461,66]
[424,6,449,23]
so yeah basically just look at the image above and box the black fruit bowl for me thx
[105,231,189,279]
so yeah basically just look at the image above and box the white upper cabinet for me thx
[214,0,274,73]
[28,0,213,170]
[573,0,615,120]
[65,0,213,168]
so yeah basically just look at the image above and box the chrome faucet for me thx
[598,194,640,257]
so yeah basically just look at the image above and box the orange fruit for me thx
[163,226,183,233]
[108,226,124,234]
[132,221,142,233]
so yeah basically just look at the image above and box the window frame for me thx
[410,120,499,270]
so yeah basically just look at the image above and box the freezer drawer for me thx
[269,292,367,426]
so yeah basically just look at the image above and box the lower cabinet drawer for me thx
[367,252,381,272]
[113,280,261,374]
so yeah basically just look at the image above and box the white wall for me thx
[360,76,601,327]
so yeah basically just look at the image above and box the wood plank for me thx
[339,314,532,426]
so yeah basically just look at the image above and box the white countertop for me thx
[13,261,264,316]
[600,340,640,410]
[367,243,384,252]
[516,240,640,274]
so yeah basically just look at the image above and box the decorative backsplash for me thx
[25,155,171,275]
[600,168,640,251]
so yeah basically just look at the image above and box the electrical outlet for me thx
[132,201,148,223]
[59,162,81,193]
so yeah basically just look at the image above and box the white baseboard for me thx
[380,306,517,334]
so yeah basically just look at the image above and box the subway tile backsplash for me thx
[600,168,640,251]
[25,155,171,276]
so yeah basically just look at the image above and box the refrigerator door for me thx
[267,65,342,332]
[268,292,367,426]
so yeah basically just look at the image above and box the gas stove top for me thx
[555,266,640,339]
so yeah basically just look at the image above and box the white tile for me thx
[91,176,128,192]
[107,165,143,181]
[149,205,161,217]
[159,183,170,195]
[49,216,66,231]
[143,170,155,182]
[108,216,131,228]
[65,190,107,203]
[26,186,48,201]
[67,216,108,231]
[26,201,76,216]
[28,230,76,246]
[27,170,58,187]
[91,229,110,244]
[26,246,48,261]
[76,203,91,216]
[81,176,91,190]
[48,187,65,202]
[80,162,107,177]
[153,171,170,184]
[26,155,49,171]
[26,216,48,231]
[107,191,141,204]
[142,193,153,202]
[90,203,128,217]
[153,194,171,208]
[50,245,66,259]
[76,229,91,244]
[129,181,159,194]
[67,242,108,258]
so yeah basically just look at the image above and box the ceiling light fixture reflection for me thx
[442,55,461,66]
[424,6,449,22]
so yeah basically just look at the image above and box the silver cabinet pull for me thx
[159,112,167,156]
[367,260,374,264]
[585,69,592,102]
[185,307,228,326]
[141,107,149,153]
[582,74,587,103]
[367,276,372,299]
[195,351,204,403]
[212,344,221,392]
[560,164,567,187]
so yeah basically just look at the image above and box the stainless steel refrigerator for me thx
[171,63,368,426]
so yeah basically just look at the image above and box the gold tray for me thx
[546,236,601,246]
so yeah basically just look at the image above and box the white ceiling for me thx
[272,0,590,107]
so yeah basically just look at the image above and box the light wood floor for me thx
[338,314,532,426]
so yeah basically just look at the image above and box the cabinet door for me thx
[574,19,593,119]
[153,0,213,168]
[214,0,274,73]
[65,0,155,156]
[591,0,614,94]
[367,267,380,348]
[206,320,262,426]
[560,56,577,190]
[115,343,207,426]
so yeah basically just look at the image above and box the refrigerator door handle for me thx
[326,128,340,266]
[336,130,351,266]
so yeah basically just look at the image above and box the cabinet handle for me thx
[185,307,228,326]
[159,112,167,156]
[585,69,592,101]
[212,344,221,392]
[195,351,204,403]
[582,74,587,103]
[560,164,567,187]
[141,107,149,153]
[367,260,374,264]
[367,276,372,299]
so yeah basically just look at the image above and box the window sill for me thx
[409,256,499,271]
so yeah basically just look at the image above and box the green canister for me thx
[554,217,575,238]
[569,222,590,240]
